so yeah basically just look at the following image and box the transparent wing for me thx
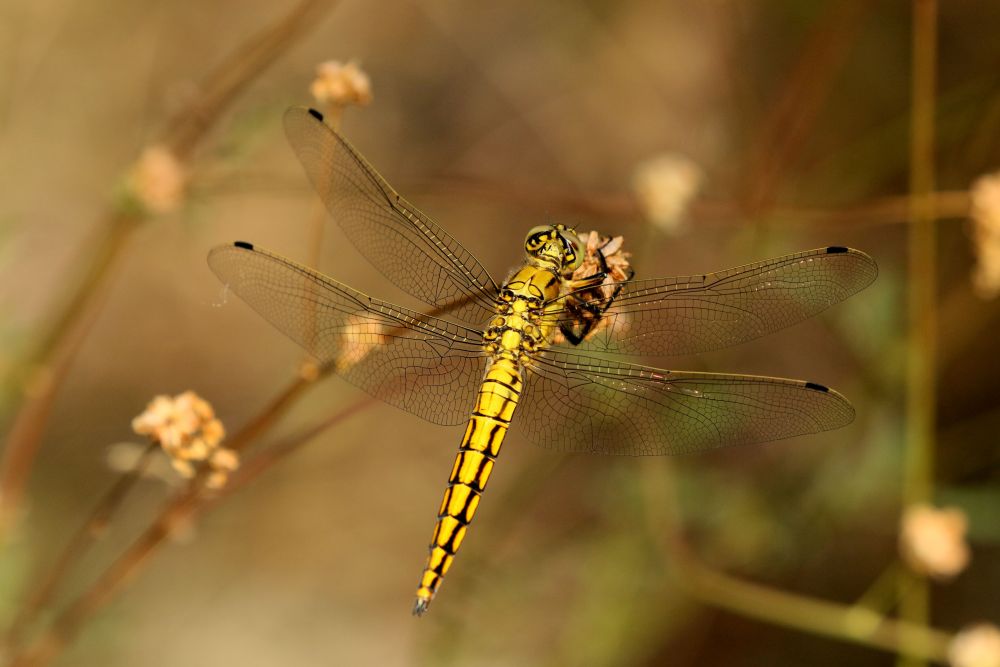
[516,348,854,456]
[544,246,877,356]
[284,106,498,325]
[208,242,489,426]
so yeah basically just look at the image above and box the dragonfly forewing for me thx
[209,242,489,426]
[284,107,499,325]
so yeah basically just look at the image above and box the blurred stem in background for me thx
[0,0,337,534]
[641,461,952,665]
[901,2,938,666]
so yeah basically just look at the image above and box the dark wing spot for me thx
[234,241,254,250]
[804,382,830,392]
[307,108,324,121]
[826,246,849,254]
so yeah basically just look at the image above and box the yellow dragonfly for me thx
[208,107,878,616]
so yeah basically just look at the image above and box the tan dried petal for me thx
[177,390,214,421]
[201,419,226,447]
[971,172,1000,299]
[127,145,186,215]
[632,153,704,234]
[210,448,240,472]
[204,470,230,490]
[601,236,624,256]
[949,624,1000,667]
[184,438,211,461]
[310,60,373,108]
[899,503,971,579]
[131,395,173,435]
[170,459,195,479]
[336,315,388,372]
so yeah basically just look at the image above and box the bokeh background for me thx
[1,1,998,665]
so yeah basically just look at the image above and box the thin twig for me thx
[0,0,338,531]
[2,442,158,652]
[415,175,970,228]
[4,285,478,665]
[5,395,373,667]
[0,212,136,530]
[900,2,938,666]
[640,460,952,664]
[161,0,334,160]
[741,0,873,214]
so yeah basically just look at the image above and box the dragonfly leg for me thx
[560,246,635,346]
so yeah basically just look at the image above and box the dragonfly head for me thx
[524,224,583,274]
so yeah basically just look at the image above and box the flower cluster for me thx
[970,171,1000,299]
[949,623,1000,667]
[131,391,238,489]
[335,314,389,373]
[571,231,632,290]
[310,60,373,110]
[899,503,970,579]
[550,231,632,346]
[631,153,704,234]
[125,145,186,215]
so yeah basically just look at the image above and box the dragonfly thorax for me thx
[484,264,562,359]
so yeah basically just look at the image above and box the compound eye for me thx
[524,225,553,252]
[561,233,584,271]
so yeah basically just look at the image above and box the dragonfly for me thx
[208,106,878,616]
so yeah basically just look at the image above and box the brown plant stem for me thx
[0,212,137,531]
[4,282,477,664]
[161,0,334,160]
[221,395,378,493]
[900,2,938,666]
[640,461,952,664]
[0,0,338,530]
[415,176,970,228]
[6,394,373,667]
[2,442,158,652]
[741,0,872,214]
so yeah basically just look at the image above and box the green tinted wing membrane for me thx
[209,243,488,426]
[545,246,877,357]
[284,107,498,325]
[517,348,854,456]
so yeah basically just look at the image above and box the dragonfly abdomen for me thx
[413,357,523,616]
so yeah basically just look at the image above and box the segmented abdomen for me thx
[412,357,522,615]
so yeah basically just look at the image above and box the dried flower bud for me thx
[170,458,196,479]
[899,503,970,579]
[310,60,373,109]
[551,231,632,346]
[204,471,225,490]
[199,448,241,490]
[631,153,704,234]
[970,172,1000,299]
[336,315,389,372]
[125,145,186,215]
[949,623,1000,667]
[132,391,225,481]
[210,448,240,472]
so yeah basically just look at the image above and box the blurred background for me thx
[1,1,998,665]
